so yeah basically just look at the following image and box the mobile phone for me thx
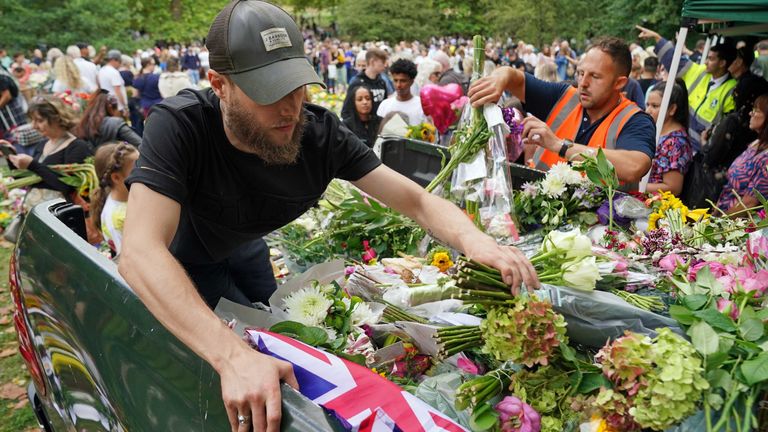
[0,145,17,157]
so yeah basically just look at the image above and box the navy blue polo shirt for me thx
[522,73,656,160]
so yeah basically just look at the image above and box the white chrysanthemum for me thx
[549,162,583,186]
[540,174,567,198]
[283,285,333,327]
[350,301,378,327]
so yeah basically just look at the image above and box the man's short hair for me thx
[643,56,659,72]
[389,59,417,79]
[588,37,632,78]
[759,41,768,51]
[710,42,738,69]
[736,46,756,69]
[365,48,387,64]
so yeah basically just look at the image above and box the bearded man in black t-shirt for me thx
[119,2,539,432]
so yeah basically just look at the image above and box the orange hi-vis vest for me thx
[532,86,643,171]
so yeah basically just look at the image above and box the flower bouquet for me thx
[405,122,438,143]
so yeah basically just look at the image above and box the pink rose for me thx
[717,298,739,320]
[688,261,731,280]
[456,356,480,375]
[495,396,541,432]
[734,267,768,296]
[659,254,685,272]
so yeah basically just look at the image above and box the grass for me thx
[0,243,40,432]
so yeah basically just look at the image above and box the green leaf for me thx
[669,305,695,325]
[754,189,768,213]
[670,277,695,296]
[688,321,720,356]
[741,352,768,386]
[297,326,329,346]
[707,369,733,390]
[577,372,612,394]
[469,402,499,431]
[681,294,708,311]
[560,343,577,363]
[693,308,737,332]
[270,321,308,335]
[337,352,367,365]
[694,266,724,296]
[706,392,724,411]
[707,351,730,370]
[739,318,765,342]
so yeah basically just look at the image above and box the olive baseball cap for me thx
[206,0,324,105]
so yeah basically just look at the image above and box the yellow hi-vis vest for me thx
[679,62,737,145]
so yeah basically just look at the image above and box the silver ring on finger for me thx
[237,414,251,425]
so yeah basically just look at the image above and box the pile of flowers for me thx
[307,85,344,117]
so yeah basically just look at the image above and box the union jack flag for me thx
[246,329,468,432]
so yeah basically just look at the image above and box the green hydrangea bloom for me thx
[480,295,568,367]
[594,328,709,431]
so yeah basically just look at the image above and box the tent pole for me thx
[700,35,712,65]
[639,26,689,192]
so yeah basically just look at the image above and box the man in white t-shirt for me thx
[98,49,128,114]
[66,45,98,93]
[376,58,426,126]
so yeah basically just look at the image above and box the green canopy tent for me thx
[640,0,768,190]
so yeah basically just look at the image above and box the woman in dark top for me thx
[5,97,93,194]
[133,57,163,118]
[342,86,380,148]
[74,90,142,148]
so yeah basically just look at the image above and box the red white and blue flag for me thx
[245,329,468,432]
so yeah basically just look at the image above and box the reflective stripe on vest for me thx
[684,63,737,130]
[532,87,642,172]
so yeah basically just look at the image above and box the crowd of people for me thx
[304,27,768,216]
[1,12,768,262]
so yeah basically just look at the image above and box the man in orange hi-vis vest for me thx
[469,37,656,189]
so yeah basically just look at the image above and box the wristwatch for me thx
[558,139,574,158]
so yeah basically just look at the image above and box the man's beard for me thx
[224,101,306,165]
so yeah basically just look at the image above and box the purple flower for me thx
[597,199,632,228]
[495,396,541,432]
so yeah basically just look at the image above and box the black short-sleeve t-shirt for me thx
[523,73,656,160]
[126,88,381,264]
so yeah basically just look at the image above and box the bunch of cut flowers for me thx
[3,162,99,199]
[425,35,491,193]
[272,280,381,364]
[405,122,438,143]
[514,162,604,232]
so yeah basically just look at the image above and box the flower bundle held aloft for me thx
[481,295,568,367]
[4,163,99,199]
[593,328,709,431]
[425,35,491,193]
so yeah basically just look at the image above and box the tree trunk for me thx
[171,0,182,21]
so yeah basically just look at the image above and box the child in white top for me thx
[92,142,139,257]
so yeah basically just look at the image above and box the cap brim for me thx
[230,57,325,105]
